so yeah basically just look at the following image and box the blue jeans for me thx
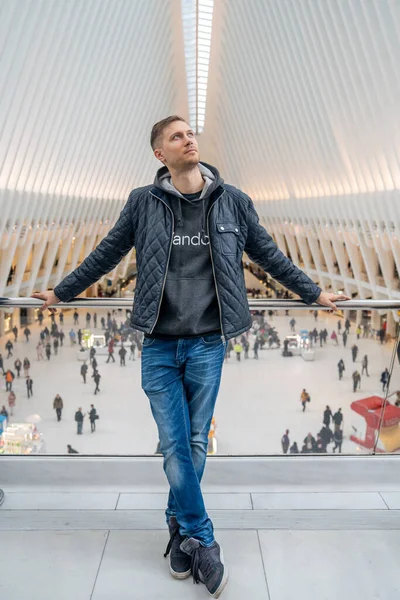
[141,333,226,547]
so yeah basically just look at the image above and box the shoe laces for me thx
[190,546,215,585]
[164,524,180,558]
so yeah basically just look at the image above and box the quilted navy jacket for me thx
[54,163,321,341]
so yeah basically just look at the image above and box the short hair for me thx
[150,115,187,150]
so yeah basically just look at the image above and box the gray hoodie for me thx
[149,162,223,338]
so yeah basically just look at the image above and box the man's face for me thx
[154,121,199,170]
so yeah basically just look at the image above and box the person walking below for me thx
[86,312,91,327]
[0,354,4,375]
[93,313,97,328]
[69,329,76,346]
[337,320,342,334]
[356,324,362,340]
[106,339,115,363]
[53,337,59,355]
[26,376,33,398]
[351,344,358,363]
[361,355,369,377]
[14,358,22,378]
[343,330,348,348]
[332,408,343,433]
[253,337,260,359]
[289,318,296,332]
[5,340,13,358]
[45,343,51,360]
[53,394,63,422]
[119,345,127,366]
[333,428,343,453]
[36,342,44,360]
[12,325,18,342]
[73,310,79,325]
[93,370,101,395]
[233,341,242,362]
[88,404,97,432]
[81,362,88,384]
[59,330,65,347]
[8,391,16,416]
[381,368,390,393]
[5,369,15,392]
[23,358,30,377]
[32,114,350,596]
[300,389,310,412]
[345,318,350,334]
[281,429,290,454]
[75,407,84,434]
[323,405,333,427]
[24,326,31,342]
[352,370,361,392]
[331,331,339,345]
[129,341,136,360]
[59,311,64,325]
[338,359,345,380]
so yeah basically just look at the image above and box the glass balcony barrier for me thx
[0,298,399,457]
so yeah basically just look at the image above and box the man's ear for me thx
[154,149,166,165]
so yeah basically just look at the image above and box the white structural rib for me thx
[0,0,188,300]
[202,0,400,318]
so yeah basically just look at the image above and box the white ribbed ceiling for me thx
[0,0,188,202]
[202,0,400,202]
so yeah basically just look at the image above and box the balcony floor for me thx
[1,468,400,600]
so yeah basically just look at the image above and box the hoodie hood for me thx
[153,162,224,231]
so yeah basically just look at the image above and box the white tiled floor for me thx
[117,492,252,510]
[251,491,387,510]
[1,307,398,455]
[259,530,400,600]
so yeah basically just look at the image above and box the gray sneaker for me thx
[164,516,191,579]
[180,537,228,598]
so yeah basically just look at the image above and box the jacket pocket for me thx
[216,222,240,255]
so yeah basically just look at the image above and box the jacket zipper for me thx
[149,191,174,334]
[207,190,226,342]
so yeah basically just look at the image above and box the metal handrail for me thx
[1,297,400,310]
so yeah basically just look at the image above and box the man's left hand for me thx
[316,291,351,311]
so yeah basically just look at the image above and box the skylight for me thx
[181,0,214,133]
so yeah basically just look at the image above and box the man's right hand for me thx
[31,290,61,313]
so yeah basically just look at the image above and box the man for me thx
[5,340,13,358]
[337,359,345,380]
[88,404,97,432]
[333,408,343,432]
[323,405,333,427]
[381,368,390,392]
[75,407,84,434]
[81,362,88,384]
[351,344,358,363]
[281,429,290,454]
[361,354,369,377]
[32,115,349,597]
[92,370,101,395]
[53,394,63,421]
[5,369,14,392]
[119,344,127,366]
[26,376,33,398]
